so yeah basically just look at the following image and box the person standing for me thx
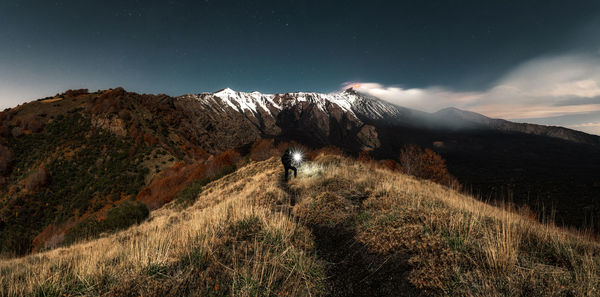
[281,149,297,181]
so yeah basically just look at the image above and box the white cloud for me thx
[344,82,480,112]
[347,52,600,135]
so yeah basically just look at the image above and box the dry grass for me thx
[0,160,323,297]
[1,154,599,296]
[290,154,600,296]
[39,98,64,103]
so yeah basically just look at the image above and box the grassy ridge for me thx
[1,155,599,296]
[292,156,600,296]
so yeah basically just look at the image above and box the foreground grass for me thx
[1,155,599,296]
[0,160,324,297]
[291,155,600,296]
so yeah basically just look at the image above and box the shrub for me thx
[118,110,132,121]
[378,159,398,171]
[214,149,241,168]
[174,181,204,206]
[250,139,275,161]
[357,150,372,163]
[0,125,9,137]
[10,127,23,138]
[64,201,149,244]
[398,144,458,187]
[24,167,49,191]
[63,89,89,97]
[175,165,236,207]
[139,149,238,210]
[24,116,44,133]
[63,218,104,245]
[0,145,13,175]
[105,201,149,230]
[398,144,423,176]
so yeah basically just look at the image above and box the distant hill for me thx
[1,87,600,256]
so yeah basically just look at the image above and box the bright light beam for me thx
[293,152,302,162]
[292,150,303,165]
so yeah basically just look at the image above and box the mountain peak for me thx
[215,87,237,95]
[343,87,359,95]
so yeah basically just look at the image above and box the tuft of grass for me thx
[178,247,209,270]
[144,262,169,278]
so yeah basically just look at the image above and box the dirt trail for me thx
[278,176,423,297]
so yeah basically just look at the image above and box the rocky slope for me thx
[181,88,384,151]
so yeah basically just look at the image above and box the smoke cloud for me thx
[348,52,600,135]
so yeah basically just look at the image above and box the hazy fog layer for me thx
[350,52,600,135]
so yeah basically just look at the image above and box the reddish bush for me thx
[398,145,458,187]
[206,149,241,176]
[136,162,194,209]
[357,150,372,163]
[214,149,241,168]
[137,149,240,209]
[378,159,398,171]
[420,148,456,185]
[250,139,275,161]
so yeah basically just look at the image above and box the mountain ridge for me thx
[180,87,600,146]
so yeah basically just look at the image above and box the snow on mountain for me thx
[179,87,414,122]
[176,87,600,146]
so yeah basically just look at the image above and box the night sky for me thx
[1,1,600,134]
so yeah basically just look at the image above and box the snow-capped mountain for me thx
[176,87,600,149]
[177,87,389,151]
[182,87,388,120]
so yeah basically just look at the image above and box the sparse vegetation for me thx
[0,144,13,176]
[64,201,149,244]
[0,159,324,296]
[292,154,600,296]
[249,138,276,161]
[136,150,239,210]
[0,113,152,255]
[398,144,459,187]
[1,155,599,296]
[174,165,236,207]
